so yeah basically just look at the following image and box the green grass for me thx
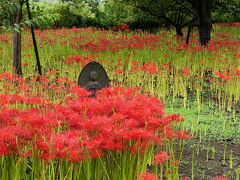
[166,99,240,142]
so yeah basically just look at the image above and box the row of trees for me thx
[1,0,239,31]
[0,0,239,75]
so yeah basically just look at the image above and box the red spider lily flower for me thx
[115,68,123,74]
[235,54,240,59]
[70,85,89,97]
[39,151,52,162]
[20,150,32,158]
[147,117,163,130]
[223,73,232,80]
[64,54,98,66]
[164,125,175,139]
[163,53,169,58]
[18,112,52,130]
[39,75,49,83]
[153,136,163,145]
[85,138,104,159]
[69,149,84,162]
[75,32,161,53]
[176,130,191,139]
[26,54,32,59]
[162,62,170,70]
[163,114,184,125]
[47,70,57,76]
[0,108,20,127]
[119,24,129,31]
[0,81,188,164]
[214,71,232,80]
[35,141,50,155]
[0,126,31,156]
[140,63,158,74]
[234,69,240,77]
[214,71,224,78]
[24,97,46,105]
[154,151,170,164]
[0,145,8,156]
[180,67,190,76]
[101,138,124,152]
[123,129,154,141]
[139,172,156,180]
[228,22,240,27]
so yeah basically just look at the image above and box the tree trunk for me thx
[13,1,24,76]
[176,27,184,36]
[191,0,212,46]
[198,0,212,45]
[186,24,192,44]
[26,0,42,76]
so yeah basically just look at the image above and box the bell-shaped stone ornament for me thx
[78,61,110,97]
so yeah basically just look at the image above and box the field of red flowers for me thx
[0,23,239,179]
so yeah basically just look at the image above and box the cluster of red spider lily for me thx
[112,24,130,32]
[0,72,190,163]
[65,53,240,81]
[220,22,240,27]
[1,24,238,179]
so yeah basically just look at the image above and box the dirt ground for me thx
[179,138,240,180]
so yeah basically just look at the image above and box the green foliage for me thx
[115,0,194,34]
[212,0,240,22]
[0,0,99,30]
[96,0,134,27]
[1,0,239,31]
[69,0,95,18]
[0,0,19,28]
[40,2,79,28]
[127,11,163,31]
[0,0,61,30]
[24,2,61,29]
[28,1,96,28]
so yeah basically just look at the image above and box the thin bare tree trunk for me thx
[186,24,192,44]
[26,0,42,76]
[13,1,23,76]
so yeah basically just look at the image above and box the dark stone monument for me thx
[78,61,110,97]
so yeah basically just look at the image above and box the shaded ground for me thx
[180,139,240,180]
[165,94,240,180]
